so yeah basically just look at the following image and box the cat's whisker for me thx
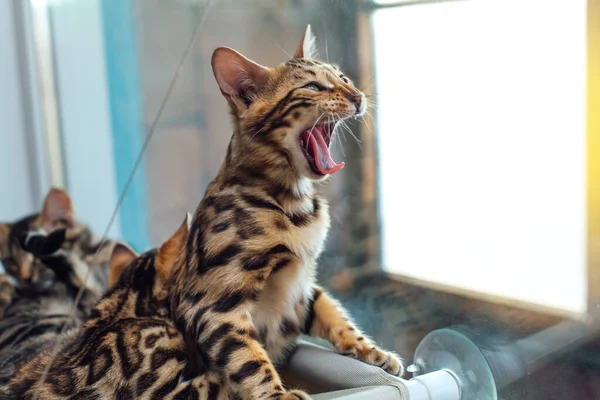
[309,113,326,135]
[360,75,376,92]
[304,112,326,153]
[329,116,346,158]
[349,134,363,149]
[335,113,357,149]
[249,126,267,142]
[360,115,372,133]
[271,39,294,60]
[364,111,376,126]
[336,120,347,147]
[337,113,362,149]
[335,131,346,158]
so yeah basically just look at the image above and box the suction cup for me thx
[410,328,497,400]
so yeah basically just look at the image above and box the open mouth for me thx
[300,122,344,176]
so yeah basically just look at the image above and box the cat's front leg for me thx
[303,286,404,377]
[162,372,228,400]
[176,294,311,400]
[201,312,310,400]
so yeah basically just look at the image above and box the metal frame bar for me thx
[12,0,65,200]
[587,0,600,312]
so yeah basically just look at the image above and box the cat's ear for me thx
[109,242,138,287]
[295,24,318,59]
[39,188,74,231]
[211,47,271,112]
[0,224,10,257]
[0,224,9,246]
[155,213,191,283]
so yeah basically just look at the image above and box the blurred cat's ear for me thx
[185,212,192,230]
[0,224,8,246]
[156,214,190,283]
[40,188,74,231]
[0,224,10,258]
[211,47,271,111]
[295,24,317,59]
[109,243,138,287]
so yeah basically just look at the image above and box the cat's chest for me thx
[253,263,313,360]
[283,204,330,262]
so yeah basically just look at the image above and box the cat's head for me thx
[0,188,75,290]
[0,188,136,292]
[212,25,365,188]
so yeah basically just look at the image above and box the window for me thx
[374,0,588,314]
[28,0,150,252]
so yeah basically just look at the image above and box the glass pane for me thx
[374,0,588,314]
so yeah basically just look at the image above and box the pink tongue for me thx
[306,127,345,175]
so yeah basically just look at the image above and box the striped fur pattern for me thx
[0,188,136,396]
[169,26,403,399]
[10,216,227,400]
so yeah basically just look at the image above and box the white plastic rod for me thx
[406,370,460,400]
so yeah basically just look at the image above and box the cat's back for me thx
[0,283,82,390]
[9,249,193,400]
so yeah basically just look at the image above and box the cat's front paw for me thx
[340,340,404,377]
[279,389,312,400]
[378,350,404,377]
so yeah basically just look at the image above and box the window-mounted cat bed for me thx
[284,316,600,400]
[281,339,457,400]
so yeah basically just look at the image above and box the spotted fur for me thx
[10,216,227,400]
[168,26,404,400]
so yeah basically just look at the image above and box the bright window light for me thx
[374,0,587,313]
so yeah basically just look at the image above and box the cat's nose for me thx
[349,93,364,114]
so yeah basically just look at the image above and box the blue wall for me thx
[100,0,150,253]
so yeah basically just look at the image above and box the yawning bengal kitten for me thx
[169,26,404,399]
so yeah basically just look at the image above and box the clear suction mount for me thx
[409,328,497,400]
[407,315,600,400]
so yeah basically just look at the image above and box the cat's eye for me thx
[340,75,349,84]
[303,82,324,92]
